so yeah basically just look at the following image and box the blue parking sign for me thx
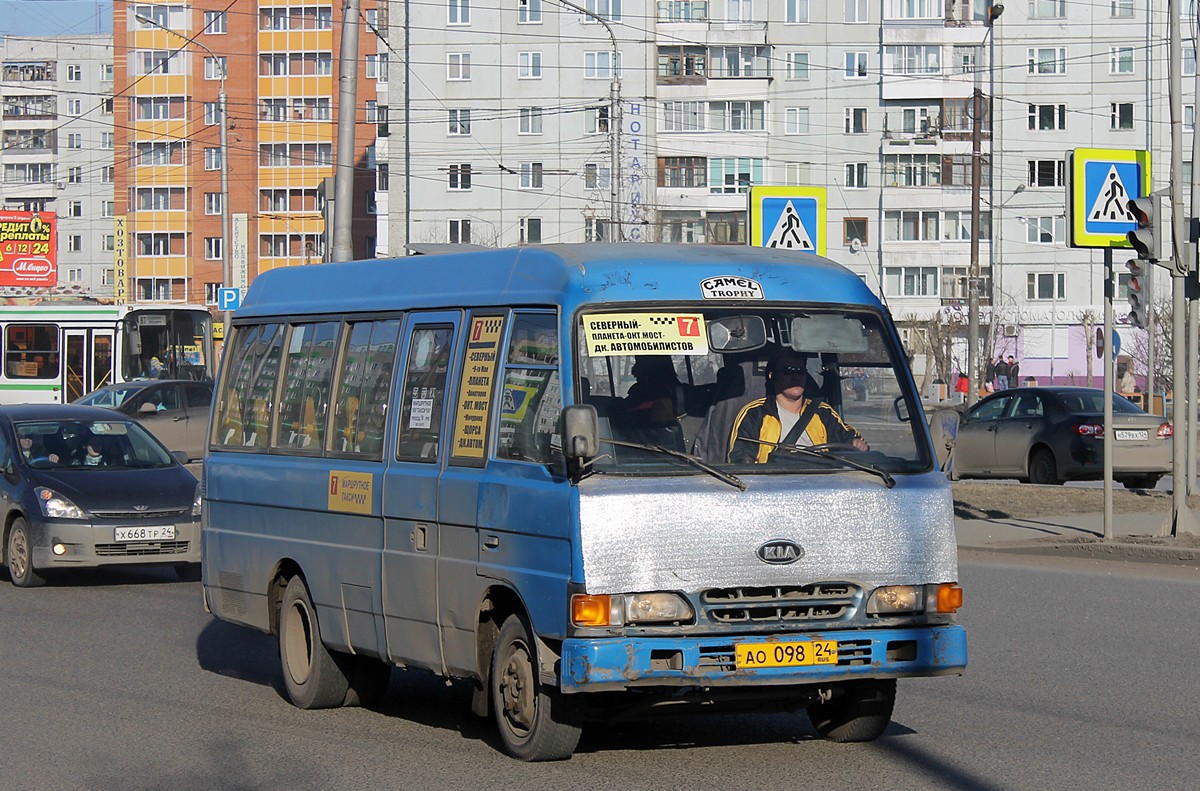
[217,287,241,311]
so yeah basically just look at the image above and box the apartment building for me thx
[0,35,116,298]
[386,0,1188,387]
[113,1,380,310]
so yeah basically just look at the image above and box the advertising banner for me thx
[0,211,56,287]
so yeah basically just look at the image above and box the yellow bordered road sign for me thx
[749,186,827,256]
[1067,148,1152,249]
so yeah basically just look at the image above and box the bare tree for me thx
[1077,308,1098,387]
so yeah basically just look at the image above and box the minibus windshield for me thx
[576,307,931,476]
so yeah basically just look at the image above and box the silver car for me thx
[74,380,214,461]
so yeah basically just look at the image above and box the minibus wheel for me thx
[7,518,45,588]
[491,614,582,761]
[279,575,350,709]
[807,679,896,742]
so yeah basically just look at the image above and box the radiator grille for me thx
[702,583,860,625]
[94,541,190,557]
[91,507,190,520]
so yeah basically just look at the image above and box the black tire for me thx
[1119,475,1160,490]
[174,563,202,582]
[7,518,45,588]
[342,656,392,708]
[808,679,896,743]
[278,575,351,709]
[1028,448,1061,486]
[491,614,582,761]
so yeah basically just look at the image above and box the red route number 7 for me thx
[676,316,700,336]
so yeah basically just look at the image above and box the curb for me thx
[965,541,1200,566]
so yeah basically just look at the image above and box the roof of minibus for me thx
[235,244,880,318]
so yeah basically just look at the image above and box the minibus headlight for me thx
[624,593,693,625]
[36,487,85,520]
[572,592,694,627]
[867,585,924,614]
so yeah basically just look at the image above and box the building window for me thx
[102,166,114,182]
[365,53,388,81]
[66,268,82,281]
[844,217,868,245]
[844,52,868,79]
[449,163,472,190]
[68,167,82,184]
[1027,159,1065,188]
[786,0,809,23]
[584,162,611,189]
[1111,0,1133,16]
[67,234,83,252]
[101,267,112,283]
[585,51,620,78]
[204,102,220,125]
[1028,103,1066,130]
[101,132,114,149]
[884,266,938,296]
[67,99,81,115]
[586,106,610,134]
[1110,47,1134,75]
[101,98,113,114]
[662,101,704,132]
[658,0,707,20]
[1027,272,1066,300]
[448,109,471,136]
[885,0,941,19]
[68,201,82,217]
[1187,105,1196,131]
[785,107,810,134]
[205,238,223,260]
[205,283,220,305]
[520,162,544,189]
[205,57,226,80]
[585,217,609,242]
[519,107,543,134]
[448,53,471,80]
[518,0,542,23]
[204,148,222,170]
[884,45,941,75]
[449,219,471,243]
[884,210,940,241]
[101,201,114,217]
[1029,0,1066,18]
[100,63,113,81]
[585,0,622,20]
[786,52,809,79]
[67,133,82,149]
[205,193,223,215]
[709,101,764,131]
[724,0,752,22]
[658,156,705,188]
[67,64,81,81]
[449,0,471,24]
[942,210,990,241]
[518,51,542,78]
[204,10,226,33]
[1111,102,1134,130]
[1028,47,1066,75]
[844,163,868,188]
[1026,216,1066,244]
[845,108,867,134]
[708,157,763,194]
[520,217,542,244]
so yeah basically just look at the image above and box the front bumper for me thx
[29,517,201,569]
[559,625,966,693]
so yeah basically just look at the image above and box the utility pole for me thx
[1189,2,1200,495]
[331,0,361,262]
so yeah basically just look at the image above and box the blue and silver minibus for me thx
[202,244,966,761]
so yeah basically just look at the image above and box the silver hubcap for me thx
[498,639,536,734]
[9,529,28,579]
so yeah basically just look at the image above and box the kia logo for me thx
[756,539,804,565]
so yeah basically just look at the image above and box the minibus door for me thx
[381,313,460,669]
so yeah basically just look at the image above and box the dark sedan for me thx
[0,404,201,587]
[952,387,1172,488]
[74,379,213,461]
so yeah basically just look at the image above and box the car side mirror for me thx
[171,450,188,465]
[139,402,158,414]
[562,404,599,460]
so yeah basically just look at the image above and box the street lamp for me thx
[967,3,1003,405]
[135,14,230,326]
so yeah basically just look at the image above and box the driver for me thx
[18,432,60,464]
[727,350,867,464]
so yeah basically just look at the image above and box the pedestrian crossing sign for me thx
[749,186,827,256]
[1067,148,1152,249]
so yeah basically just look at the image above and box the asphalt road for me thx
[1,556,1196,791]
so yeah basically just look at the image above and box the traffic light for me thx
[1126,258,1147,327]
[1126,196,1160,262]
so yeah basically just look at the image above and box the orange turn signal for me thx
[571,594,612,627]
[935,583,963,613]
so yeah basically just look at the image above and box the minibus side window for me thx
[397,325,453,462]
[214,323,283,448]
[330,318,401,457]
[242,324,285,448]
[5,324,59,379]
[274,322,339,451]
[497,312,561,464]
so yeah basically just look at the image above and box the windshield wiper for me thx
[745,439,895,489]
[600,438,747,491]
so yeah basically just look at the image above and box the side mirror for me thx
[139,402,158,414]
[562,404,599,460]
[893,395,911,423]
[929,408,961,471]
[171,450,189,465]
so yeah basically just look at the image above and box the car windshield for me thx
[75,385,146,409]
[15,418,174,469]
[1058,391,1144,414]
[575,307,931,476]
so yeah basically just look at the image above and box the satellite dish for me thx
[849,238,863,254]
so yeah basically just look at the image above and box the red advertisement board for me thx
[0,211,57,288]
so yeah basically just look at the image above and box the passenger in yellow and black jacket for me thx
[727,351,868,464]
